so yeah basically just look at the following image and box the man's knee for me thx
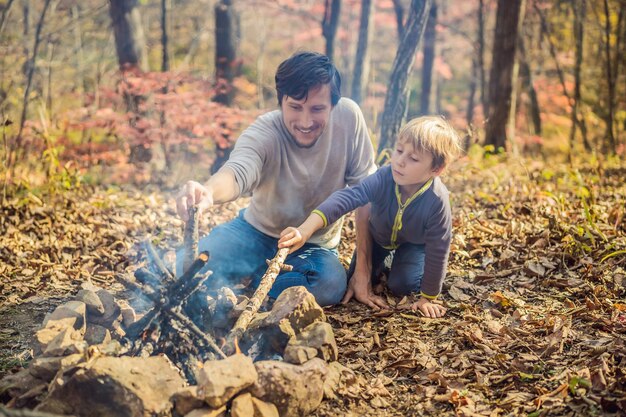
[311,265,347,306]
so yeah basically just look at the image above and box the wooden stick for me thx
[144,240,175,283]
[224,247,290,355]
[183,205,199,274]
[115,270,224,358]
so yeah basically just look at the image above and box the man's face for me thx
[281,84,332,147]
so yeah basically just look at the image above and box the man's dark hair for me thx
[275,51,341,107]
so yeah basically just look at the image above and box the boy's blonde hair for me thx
[397,116,462,171]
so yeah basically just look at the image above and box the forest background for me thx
[0,0,625,416]
[1,0,624,186]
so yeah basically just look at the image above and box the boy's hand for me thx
[278,227,305,253]
[411,297,447,318]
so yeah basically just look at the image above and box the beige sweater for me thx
[223,98,376,248]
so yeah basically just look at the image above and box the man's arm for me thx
[176,167,239,221]
[341,204,389,310]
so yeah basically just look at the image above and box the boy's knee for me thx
[387,277,418,297]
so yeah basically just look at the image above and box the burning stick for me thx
[117,251,226,358]
[223,247,291,355]
[183,205,199,274]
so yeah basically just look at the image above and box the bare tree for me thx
[419,1,437,115]
[484,0,525,150]
[600,0,622,153]
[10,0,53,170]
[351,0,374,104]
[518,38,541,136]
[569,0,590,156]
[377,0,432,157]
[392,0,405,40]
[477,0,487,119]
[109,0,148,70]
[322,0,341,62]
[214,0,239,105]
[161,0,170,72]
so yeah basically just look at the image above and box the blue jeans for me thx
[177,210,347,307]
[347,240,425,296]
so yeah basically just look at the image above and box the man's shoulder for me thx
[333,97,363,117]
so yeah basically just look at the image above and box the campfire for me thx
[0,208,356,417]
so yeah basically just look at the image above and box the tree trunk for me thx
[477,0,487,120]
[569,0,590,156]
[214,0,239,105]
[0,0,16,35]
[322,0,341,62]
[484,0,524,151]
[351,0,374,104]
[602,0,616,153]
[109,0,147,71]
[377,0,432,157]
[161,0,170,72]
[21,0,31,77]
[420,1,437,115]
[71,5,87,105]
[466,55,477,128]
[10,0,52,170]
[392,0,404,40]
[518,39,541,135]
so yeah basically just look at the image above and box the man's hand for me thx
[278,227,306,253]
[341,269,389,310]
[411,297,447,318]
[176,181,213,221]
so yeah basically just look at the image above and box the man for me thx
[176,51,385,309]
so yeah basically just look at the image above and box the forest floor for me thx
[1,155,625,416]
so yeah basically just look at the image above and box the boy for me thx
[278,116,461,317]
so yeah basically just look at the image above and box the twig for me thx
[183,205,199,273]
[144,240,175,283]
[224,247,290,355]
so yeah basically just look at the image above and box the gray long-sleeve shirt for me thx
[314,165,452,297]
[223,98,376,248]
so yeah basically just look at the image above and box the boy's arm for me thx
[278,212,325,253]
[341,204,389,310]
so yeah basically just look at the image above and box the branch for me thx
[223,247,290,355]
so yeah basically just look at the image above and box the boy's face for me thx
[281,83,332,148]
[391,141,442,190]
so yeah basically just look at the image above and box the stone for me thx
[172,386,205,416]
[84,324,111,345]
[42,327,86,357]
[34,326,69,356]
[283,345,318,365]
[250,358,328,417]
[37,355,185,417]
[75,289,105,316]
[87,289,121,328]
[0,369,47,400]
[184,407,227,417]
[244,286,325,355]
[118,300,137,328]
[28,354,84,381]
[231,393,279,417]
[197,354,258,408]
[285,321,338,362]
[42,301,87,334]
